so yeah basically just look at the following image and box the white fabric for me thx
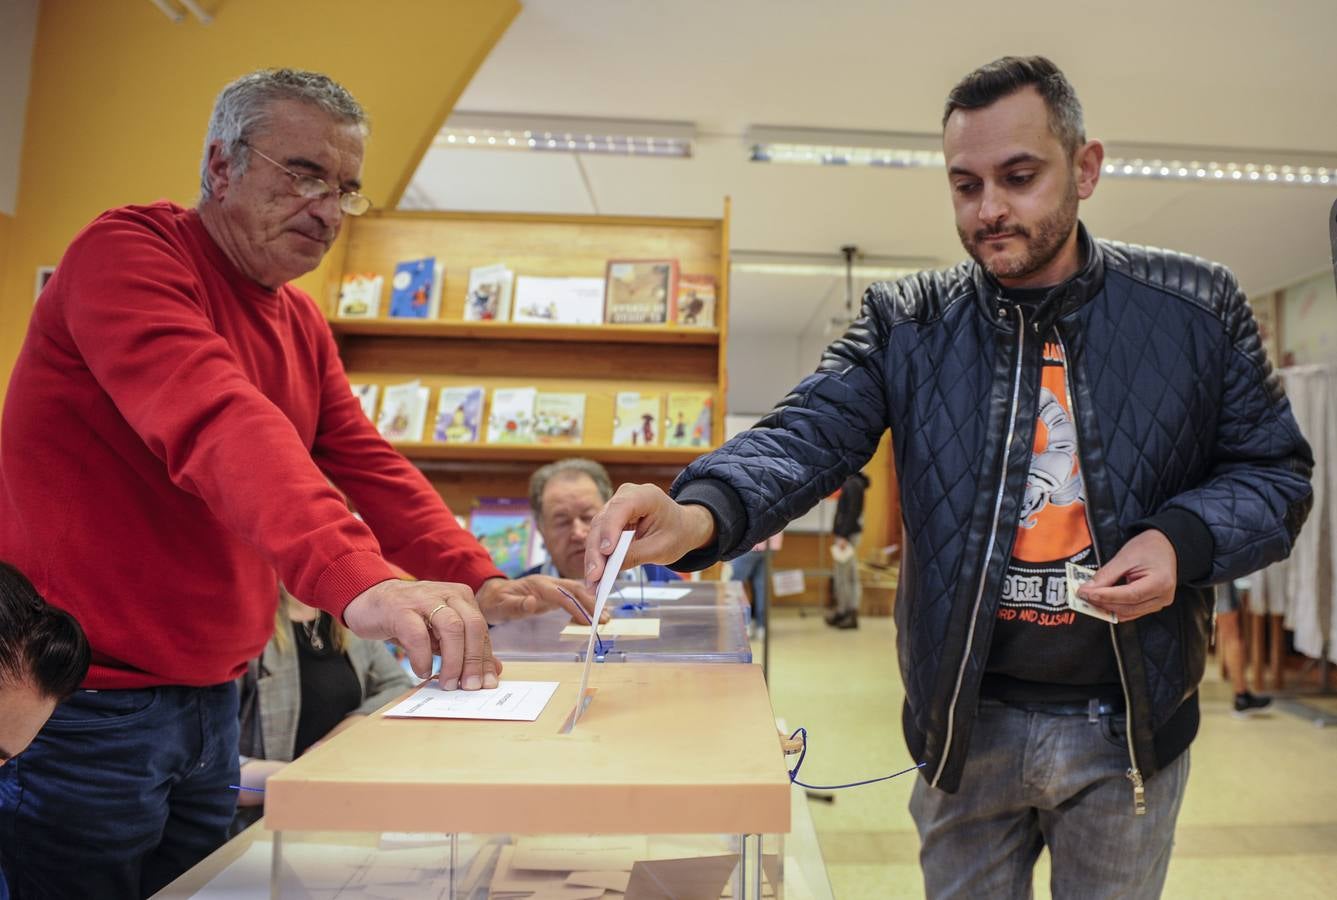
[1246,365,1337,662]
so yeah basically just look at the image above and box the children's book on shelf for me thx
[388,256,443,319]
[673,274,716,327]
[349,383,379,421]
[612,392,662,447]
[604,259,679,325]
[336,272,383,318]
[533,392,586,445]
[511,276,605,325]
[663,392,714,448]
[463,264,514,322]
[433,386,485,443]
[485,387,538,444]
[376,380,430,442]
[468,497,539,579]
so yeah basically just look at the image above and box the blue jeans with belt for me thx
[0,682,239,899]
[911,697,1189,899]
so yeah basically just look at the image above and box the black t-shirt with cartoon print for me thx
[982,288,1121,704]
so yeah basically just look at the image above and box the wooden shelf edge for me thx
[389,442,713,466]
[330,319,720,346]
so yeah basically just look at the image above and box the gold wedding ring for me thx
[426,603,448,629]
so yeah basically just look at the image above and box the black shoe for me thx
[834,611,859,630]
[1233,691,1272,717]
[824,609,842,626]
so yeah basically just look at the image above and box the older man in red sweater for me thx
[0,69,592,899]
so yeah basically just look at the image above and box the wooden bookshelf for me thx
[323,203,731,505]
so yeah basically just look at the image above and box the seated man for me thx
[525,459,680,584]
[0,561,90,900]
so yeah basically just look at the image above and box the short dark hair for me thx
[943,56,1085,156]
[0,562,90,700]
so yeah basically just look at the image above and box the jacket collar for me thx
[971,221,1105,334]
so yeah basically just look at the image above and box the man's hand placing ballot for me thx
[343,579,500,689]
[583,484,717,588]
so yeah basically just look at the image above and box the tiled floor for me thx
[758,608,1337,899]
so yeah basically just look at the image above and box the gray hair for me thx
[199,68,368,202]
[529,458,614,518]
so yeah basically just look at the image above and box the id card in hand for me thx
[1065,561,1118,624]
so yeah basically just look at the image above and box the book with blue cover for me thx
[389,257,442,319]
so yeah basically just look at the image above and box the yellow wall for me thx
[0,0,519,400]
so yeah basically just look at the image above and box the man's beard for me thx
[958,177,1079,281]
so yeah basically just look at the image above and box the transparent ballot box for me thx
[264,662,792,898]
[603,578,752,617]
[488,599,752,664]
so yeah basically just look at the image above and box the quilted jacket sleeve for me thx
[1141,278,1313,584]
[669,287,895,567]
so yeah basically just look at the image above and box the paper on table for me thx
[570,529,634,728]
[382,680,559,721]
[560,618,661,640]
[611,585,692,601]
[567,869,634,892]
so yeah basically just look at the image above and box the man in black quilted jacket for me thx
[587,56,1313,898]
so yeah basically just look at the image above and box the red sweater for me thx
[0,202,503,689]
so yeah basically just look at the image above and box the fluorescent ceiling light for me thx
[732,249,934,281]
[437,112,693,158]
[747,126,1335,185]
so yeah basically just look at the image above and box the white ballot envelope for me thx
[1065,561,1118,624]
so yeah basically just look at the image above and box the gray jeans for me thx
[833,532,861,613]
[910,698,1189,899]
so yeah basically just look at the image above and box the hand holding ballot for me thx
[343,578,500,688]
[1072,529,1179,624]
[582,483,716,587]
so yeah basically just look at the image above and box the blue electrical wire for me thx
[555,585,605,655]
[786,727,925,790]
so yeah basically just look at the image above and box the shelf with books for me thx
[326,203,730,513]
[383,442,710,467]
[328,319,720,346]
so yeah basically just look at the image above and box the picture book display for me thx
[349,383,379,421]
[469,497,538,578]
[486,387,538,444]
[674,274,716,327]
[511,276,605,325]
[433,385,484,443]
[376,380,430,442]
[604,259,679,325]
[612,392,662,447]
[533,392,586,445]
[463,263,514,322]
[663,392,714,448]
[336,272,382,318]
[388,257,443,319]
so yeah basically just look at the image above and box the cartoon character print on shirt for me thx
[998,340,1095,625]
[1019,387,1085,530]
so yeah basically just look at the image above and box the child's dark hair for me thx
[0,562,90,698]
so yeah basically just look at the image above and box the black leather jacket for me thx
[672,225,1313,796]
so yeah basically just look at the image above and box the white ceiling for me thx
[400,0,1337,340]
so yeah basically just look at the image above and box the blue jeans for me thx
[0,683,240,899]
[730,550,767,626]
[910,698,1189,899]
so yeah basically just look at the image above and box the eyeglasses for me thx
[243,143,372,216]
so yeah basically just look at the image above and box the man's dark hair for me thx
[0,562,90,699]
[943,56,1085,156]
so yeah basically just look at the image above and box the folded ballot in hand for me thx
[1065,561,1117,624]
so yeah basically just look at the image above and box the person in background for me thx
[525,459,679,584]
[827,471,870,630]
[231,585,412,834]
[0,562,90,900]
[1214,580,1272,717]
[0,68,591,899]
[585,56,1312,898]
